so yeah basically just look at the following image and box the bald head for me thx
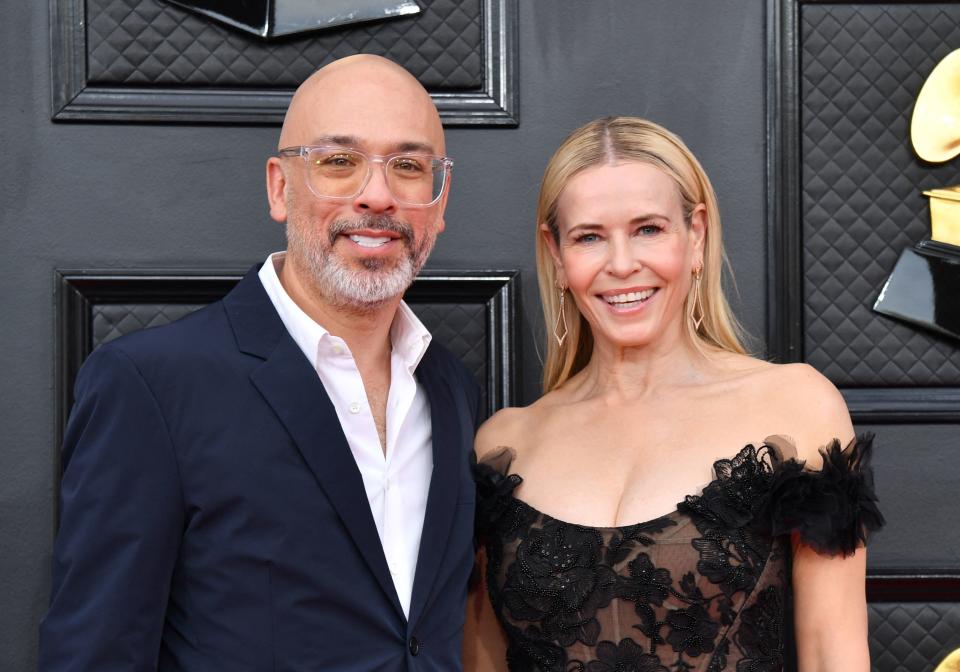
[265,55,450,320]
[278,55,444,155]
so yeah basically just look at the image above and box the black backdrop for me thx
[1,1,958,669]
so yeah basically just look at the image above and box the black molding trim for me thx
[843,388,960,424]
[54,268,519,456]
[803,0,953,3]
[766,0,803,365]
[765,0,960,422]
[867,571,960,602]
[49,0,518,126]
[403,270,520,414]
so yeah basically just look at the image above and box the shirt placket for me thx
[323,335,412,615]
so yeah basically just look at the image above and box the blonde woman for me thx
[466,117,883,671]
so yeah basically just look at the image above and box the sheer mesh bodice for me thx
[473,436,884,672]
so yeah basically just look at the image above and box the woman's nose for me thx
[606,235,639,277]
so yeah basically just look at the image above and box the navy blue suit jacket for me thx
[39,268,481,671]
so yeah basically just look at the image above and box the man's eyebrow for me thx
[309,136,437,154]
[311,134,361,147]
[395,141,436,154]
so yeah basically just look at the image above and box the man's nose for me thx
[354,163,397,214]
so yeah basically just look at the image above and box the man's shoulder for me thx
[102,300,231,360]
[420,339,482,416]
[421,339,472,378]
[83,299,243,391]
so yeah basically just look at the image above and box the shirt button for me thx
[349,402,361,414]
[384,477,391,492]
[332,344,344,355]
[408,636,420,656]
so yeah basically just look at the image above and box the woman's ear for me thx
[266,157,289,223]
[689,203,707,268]
[540,222,567,287]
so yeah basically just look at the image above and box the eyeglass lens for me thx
[304,148,446,204]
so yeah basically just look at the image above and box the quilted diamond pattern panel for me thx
[93,304,205,347]
[869,602,960,671]
[92,301,488,407]
[86,0,483,89]
[410,302,488,411]
[800,4,960,386]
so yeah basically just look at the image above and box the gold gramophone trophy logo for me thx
[936,648,960,672]
[874,48,960,341]
[913,49,960,252]
[160,0,421,38]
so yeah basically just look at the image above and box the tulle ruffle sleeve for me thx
[760,434,885,556]
[472,448,523,536]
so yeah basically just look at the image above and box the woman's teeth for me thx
[603,289,656,307]
[348,234,391,248]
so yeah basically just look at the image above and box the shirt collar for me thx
[258,252,432,372]
[391,300,433,372]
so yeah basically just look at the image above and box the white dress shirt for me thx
[259,252,433,618]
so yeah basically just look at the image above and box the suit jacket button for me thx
[408,636,420,656]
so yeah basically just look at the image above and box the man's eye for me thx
[392,157,427,174]
[320,154,358,168]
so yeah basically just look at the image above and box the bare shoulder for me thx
[474,405,534,461]
[755,362,854,463]
[474,386,569,460]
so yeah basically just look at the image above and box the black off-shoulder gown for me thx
[473,436,884,672]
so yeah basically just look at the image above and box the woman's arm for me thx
[462,547,509,672]
[793,541,870,671]
[464,408,526,671]
[784,363,873,671]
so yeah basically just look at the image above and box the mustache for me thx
[328,215,413,246]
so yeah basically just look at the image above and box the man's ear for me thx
[433,179,450,234]
[689,203,707,267]
[266,157,288,223]
[540,222,567,287]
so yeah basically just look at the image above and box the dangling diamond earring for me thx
[554,287,568,347]
[691,266,704,331]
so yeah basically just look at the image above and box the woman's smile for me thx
[598,287,659,313]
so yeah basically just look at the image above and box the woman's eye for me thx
[637,224,662,236]
[574,233,600,244]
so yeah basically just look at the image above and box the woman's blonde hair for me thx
[537,116,747,393]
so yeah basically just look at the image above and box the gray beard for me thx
[287,213,434,312]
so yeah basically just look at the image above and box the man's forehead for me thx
[279,59,444,152]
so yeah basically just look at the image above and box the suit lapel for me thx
[224,269,404,620]
[407,347,463,626]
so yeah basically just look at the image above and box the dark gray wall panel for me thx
[52,0,516,125]
[85,0,483,88]
[861,423,960,570]
[800,3,960,387]
[869,601,960,671]
[2,1,765,669]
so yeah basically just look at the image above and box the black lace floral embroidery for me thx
[587,639,668,672]
[474,436,882,671]
[733,587,784,671]
[504,521,614,648]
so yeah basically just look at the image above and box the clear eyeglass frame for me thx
[277,145,454,207]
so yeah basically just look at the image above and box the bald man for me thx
[39,56,481,672]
